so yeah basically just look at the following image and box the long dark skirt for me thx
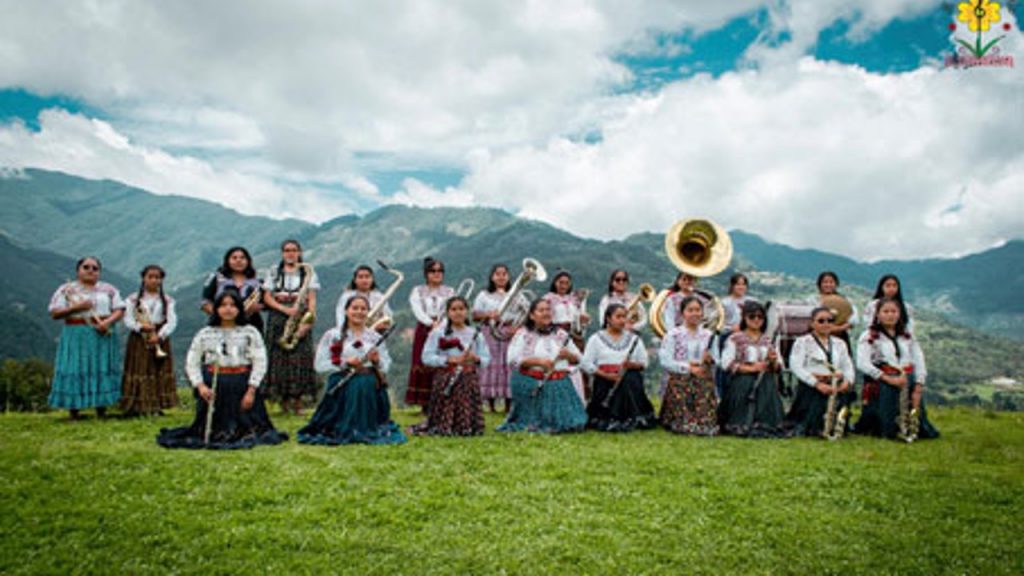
[405,323,435,407]
[264,310,317,403]
[784,383,851,438]
[156,370,288,449]
[853,377,882,435]
[298,372,407,445]
[497,373,587,434]
[410,369,485,437]
[875,376,939,440]
[660,372,718,436]
[586,371,657,432]
[120,332,178,415]
[721,371,786,438]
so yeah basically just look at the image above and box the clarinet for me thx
[443,328,481,397]
[744,332,780,428]
[601,333,641,409]
[532,331,572,397]
[325,325,397,397]
[202,347,223,446]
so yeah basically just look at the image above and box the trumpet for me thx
[625,283,656,324]
[368,260,403,332]
[133,299,168,359]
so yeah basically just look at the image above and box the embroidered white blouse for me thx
[659,290,715,332]
[855,330,927,384]
[185,326,267,387]
[314,327,392,375]
[409,284,455,326]
[658,325,714,374]
[506,328,581,371]
[336,289,391,328]
[720,295,752,330]
[265,266,321,299]
[599,292,647,330]
[720,331,780,373]
[543,292,586,326]
[473,290,529,322]
[580,330,648,375]
[421,325,491,368]
[49,281,126,319]
[123,292,177,339]
[788,334,855,387]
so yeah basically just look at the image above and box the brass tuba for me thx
[490,257,547,341]
[367,260,403,332]
[649,218,733,338]
[278,263,317,351]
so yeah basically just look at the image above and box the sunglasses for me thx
[80,265,100,271]
[745,314,765,320]
[814,318,835,324]
[428,268,444,273]
[613,277,628,282]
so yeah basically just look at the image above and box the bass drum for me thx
[766,301,816,363]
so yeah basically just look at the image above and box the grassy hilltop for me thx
[1,406,1021,575]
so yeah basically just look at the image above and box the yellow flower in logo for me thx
[957,0,1001,32]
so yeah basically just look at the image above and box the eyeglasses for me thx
[80,265,99,271]
[745,314,764,320]
[428,268,444,273]
[613,277,628,282]
[814,318,835,324]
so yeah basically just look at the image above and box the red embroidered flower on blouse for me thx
[439,337,464,351]
[329,340,343,366]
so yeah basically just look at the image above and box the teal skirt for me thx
[49,324,122,409]
[721,372,786,438]
[298,372,407,445]
[497,372,586,434]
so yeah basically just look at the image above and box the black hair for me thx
[274,239,305,291]
[547,270,573,295]
[209,288,248,327]
[669,271,696,293]
[871,274,909,323]
[340,294,370,336]
[602,303,626,329]
[729,273,748,293]
[348,265,378,291]
[218,246,256,279]
[443,296,471,335]
[869,297,909,338]
[76,256,102,272]
[523,298,548,331]
[487,264,510,293]
[423,257,445,280]
[137,265,169,323]
[738,300,766,332]
[816,271,840,292]
[810,306,834,325]
[606,269,629,295]
[679,295,703,319]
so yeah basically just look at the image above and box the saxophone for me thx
[278,263,316,351]
[367,260,403,332]
[821,360,848,441]
[893,364,920,443]
[570,288,590,340]
[133,297,168,358]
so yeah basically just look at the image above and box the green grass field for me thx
[1,406,1021,575]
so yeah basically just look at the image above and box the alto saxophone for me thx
[893,364,919,443]
[278,263,316,351]
[134,299,168,359]
[821,360,848,441]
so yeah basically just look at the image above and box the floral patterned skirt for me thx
[409,369,485,436]
[660,372,719,436]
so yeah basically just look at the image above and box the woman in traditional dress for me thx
[472,264,522,413]
[720,301,786,437]
[411,296,490,436]
[157,289,287,449]
[862,274,914,333]
[120,265,178,416]
[48,257,125,419]
[543,270,590,402]
[599,269,647,331]
[812,271,858,352]
[497,299,587,434]
[658,272,711,334]
[853,298,938,440]
[406,257,454,411]
[658,296,718,436]
[720,273,751,333]
[337,265,393,334]
[297,295,406,446]
[581,304,656,432]
[784,306,855,438]
[262,239,319,414]
[201,246,264,333]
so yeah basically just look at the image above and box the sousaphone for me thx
[650,218,732,338]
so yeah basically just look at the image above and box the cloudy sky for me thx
[0,0,1021,261]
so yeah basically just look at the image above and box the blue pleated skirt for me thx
[497,372,587,434]
[298,372,407,446]
[49,324,122,409]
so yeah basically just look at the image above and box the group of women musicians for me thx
[47,241,938,450]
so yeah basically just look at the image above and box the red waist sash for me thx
[519,368,569,381]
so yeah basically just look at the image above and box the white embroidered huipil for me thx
[49,281,126,320]
[421,326,492,369]
[544,293,585,327]
[599,292,647,330]
[506,328,581,372]
[185,326,267,387]
[337,289,391,328]
[855,330,926,385]
[409,285,455,327]
[123,292,178,339]
[658,325,714,375]
[314,327,392,375]
[788,334,855,387]
[720,332,780,373]
[580,331,648,375]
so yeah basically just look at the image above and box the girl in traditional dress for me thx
[48,257,125,419]
[263,240,319,414]
[120,265,178,416]
[411,296,490,436]
[497,299,587,434]
[720,301,786,437]
[720,273,751,333]
[658,296,718,435]
[862,274,914,333]
[784,306,855,438]
[337,265,393,333]
[658,272,711,333]
[406,257,454,410]
[812,271,858,352]
[201,246,264,333]
[157,289,287,449]
[581,304,656,432]
[298,295,406,446]
[599,269,647,331]
[543,270,590,403]
[854,298,938,440]
[472,264,522,413]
